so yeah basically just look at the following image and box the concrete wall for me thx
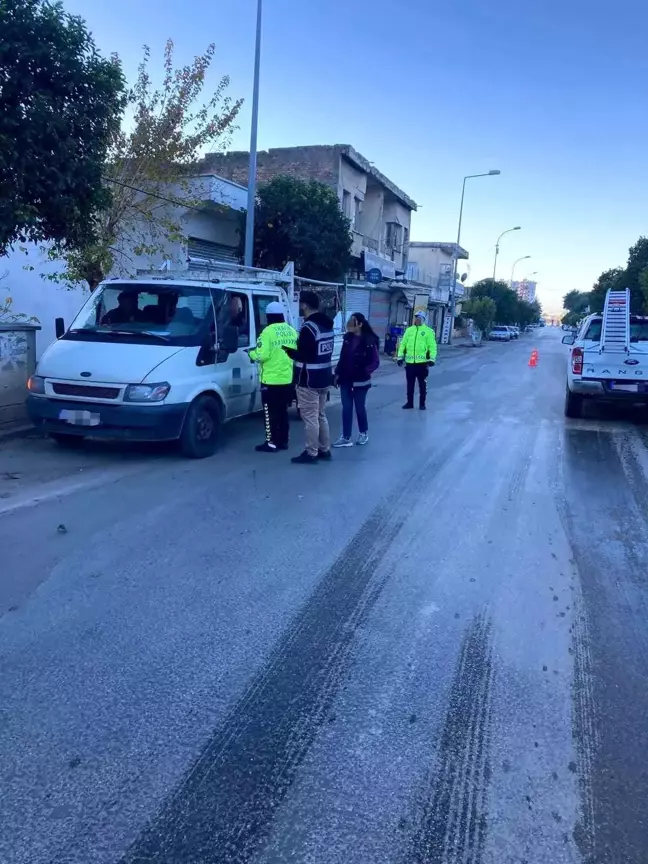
[202,146,341,191]
[1,249,87,356]
[0,324,39,429]
[358,182,385,248]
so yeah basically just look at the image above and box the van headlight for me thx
[124,382,171,402]
[27,375,45,394]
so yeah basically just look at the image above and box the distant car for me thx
[489,326,512,342]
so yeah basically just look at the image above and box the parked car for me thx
[489,326,512,342]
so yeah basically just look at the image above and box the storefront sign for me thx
[366,267,383,284]
[364,250,396,281]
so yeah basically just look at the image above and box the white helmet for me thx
[266,301,284,315]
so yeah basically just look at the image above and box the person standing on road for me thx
[248,301,298,453]
[283,290,334,465]
[397,311,437,410]
[333,313,380,447]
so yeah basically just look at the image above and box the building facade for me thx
[202,145,417,347]
[406,242,470,341]
[513,279,537,303]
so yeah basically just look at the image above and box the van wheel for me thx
[564,387,583,419]
[180,395,223,458]
[50,432,85,448]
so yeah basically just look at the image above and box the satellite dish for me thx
[460,272,468,283]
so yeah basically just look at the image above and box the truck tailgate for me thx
[583,346,648,387]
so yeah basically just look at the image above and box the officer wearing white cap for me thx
[397,311,438,409]
[248,301,298,452]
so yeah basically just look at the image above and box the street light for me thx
[510,255,531,288]
[492,226,521,281]
[448,169,500,344]
[244,0,263,268]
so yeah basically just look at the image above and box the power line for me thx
[103,176,212,213]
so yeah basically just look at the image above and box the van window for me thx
[64,283,220,347]
[219,292,251,348]
[253,295,281,334]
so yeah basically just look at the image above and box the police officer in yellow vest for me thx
[397,311,438,410]
[248,301,298,452]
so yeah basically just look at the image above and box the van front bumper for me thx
[26,396,188,441]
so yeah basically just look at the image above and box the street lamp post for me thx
[447,169,500,344]
[492,226,521,281]
[244,0,263,268]
[510,255,531,290]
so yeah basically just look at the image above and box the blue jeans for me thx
[340,384,369,438]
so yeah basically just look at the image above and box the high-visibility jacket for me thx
[249,321,298,384]
[397,324,438,364]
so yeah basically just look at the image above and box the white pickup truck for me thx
[563,288,648,418]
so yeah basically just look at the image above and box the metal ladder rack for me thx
[601,288,630,353]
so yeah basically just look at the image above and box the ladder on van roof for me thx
[601,287,630,353]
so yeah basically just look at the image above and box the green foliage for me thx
[247,175,353,282]
[48,39,242,290]
[0,0,126,253]
[468,278,540,330]
[470,279,519,324]
[585,237,648,315]
[463,297,496,334]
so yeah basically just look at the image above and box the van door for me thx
[217,290,258,417]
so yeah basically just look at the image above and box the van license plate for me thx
[612,383,639,392]
[59,409,100,426]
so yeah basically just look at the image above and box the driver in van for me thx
[102,292,140,326]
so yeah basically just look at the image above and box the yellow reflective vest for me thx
[249,321,298,384]
[397,324,438,364]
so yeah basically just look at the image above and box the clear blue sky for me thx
[71,0,647,312]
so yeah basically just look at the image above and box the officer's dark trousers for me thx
[405,363,428,407]
[262,384,292,447]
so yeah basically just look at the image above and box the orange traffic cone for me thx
[528,349,538,367]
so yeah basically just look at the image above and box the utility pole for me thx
[244,0,263,268]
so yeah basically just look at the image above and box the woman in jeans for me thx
[333,313,380,447]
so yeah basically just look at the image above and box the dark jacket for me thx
[285,312,335,389]
[335,333,380,386]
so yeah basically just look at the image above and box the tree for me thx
[463,297,496,335]
[48,40,242,289]
[0,0,125,253]
[589,237,648,315]
[516,298,541,329]
[469,278,520,324]
[247,175,353,282]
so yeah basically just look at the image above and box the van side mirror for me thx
[562,334,575,345]
[55,317,65,338]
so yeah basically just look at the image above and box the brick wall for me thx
[201,146,341,191]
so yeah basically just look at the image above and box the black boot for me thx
[402,403,414,410]
[419,404,426,411]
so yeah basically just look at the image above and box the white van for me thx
[26,264,342,457]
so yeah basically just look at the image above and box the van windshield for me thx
[64,283,224,347]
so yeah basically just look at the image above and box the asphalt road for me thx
[2,329,648,864]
